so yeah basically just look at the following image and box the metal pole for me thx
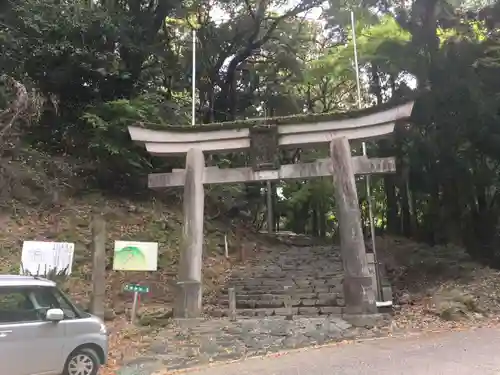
[350,11,382,301]
[263,105,273,233]
[131,291,138,324]
[191,29,196,126]
[351,11,362,110]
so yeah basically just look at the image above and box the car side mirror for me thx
[46,308,64,322]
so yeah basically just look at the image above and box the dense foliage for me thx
[3,0,500,262]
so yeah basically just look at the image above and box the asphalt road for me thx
[184,327,500,375]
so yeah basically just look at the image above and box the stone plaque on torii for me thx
[128,101,414,318]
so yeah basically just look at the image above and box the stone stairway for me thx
[211,234,346,317]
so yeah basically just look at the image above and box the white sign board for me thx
[113,241,158,271]
[21,241,75,276]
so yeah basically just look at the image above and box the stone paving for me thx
[116,315,389,375]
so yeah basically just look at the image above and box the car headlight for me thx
[100,323,107,335]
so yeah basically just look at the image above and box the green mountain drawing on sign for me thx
[114,246,147,269]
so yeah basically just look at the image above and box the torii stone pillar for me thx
[331,137,377,314]
[174,148,205,318]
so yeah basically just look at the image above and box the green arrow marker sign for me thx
[123,283,149,294]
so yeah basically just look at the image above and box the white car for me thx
[0,275,108,375]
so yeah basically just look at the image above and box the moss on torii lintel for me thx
[136,94,418,133]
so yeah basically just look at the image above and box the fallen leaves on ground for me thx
[0,195,253,374]
[4,197,500,374]
[377,236,500,332]
[103,235,500,374]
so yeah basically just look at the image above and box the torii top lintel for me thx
[128,100,414,156]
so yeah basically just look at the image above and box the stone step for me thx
[221,285,344,295]
[216,299,344,309]
[214,241,349,319]
[219,291,342,301]
[226,275,344,282]
[217,292,342,308]
[228,273,344,280]
[222,283,344,293]
[264,255,342,260]
[233,264,342,269]
[248,252,342,262]
[233,264,342,270]
[226,278,343,286]
[263,263,342,267]
[245,254,341,260]
[208,305,344,318]
[221,286,309,294]
[230,269,342,275]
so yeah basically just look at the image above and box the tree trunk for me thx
[407,177,419,235]
[319,199,327,238]
[442,177,462,244]
[370,63,383,105]
[292,203,309,234]
[384,175,400,234]
[394,125,411,237]
[399,170,412,238]
[425,180,442,245]
[378,139,400,234]
[311,203,319,237]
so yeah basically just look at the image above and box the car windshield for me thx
[54,288,86,316]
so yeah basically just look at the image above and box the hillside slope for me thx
[1,193,240,307]
[0,147,262,371]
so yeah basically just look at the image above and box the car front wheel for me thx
[63,347,100,375]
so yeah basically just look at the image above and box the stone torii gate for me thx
[128,100,414,318]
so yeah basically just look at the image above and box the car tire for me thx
[63,347,100,375]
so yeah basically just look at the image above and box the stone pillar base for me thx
[173,280,202,319]
[342,275,377,315]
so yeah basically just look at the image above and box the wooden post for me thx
[224,234,229,259]
[90,214,106,320]
[175,148,205,318]
[284,285,293,320]
[228,287,236,321]
[239,243,247,262]
[330,137,377,315]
